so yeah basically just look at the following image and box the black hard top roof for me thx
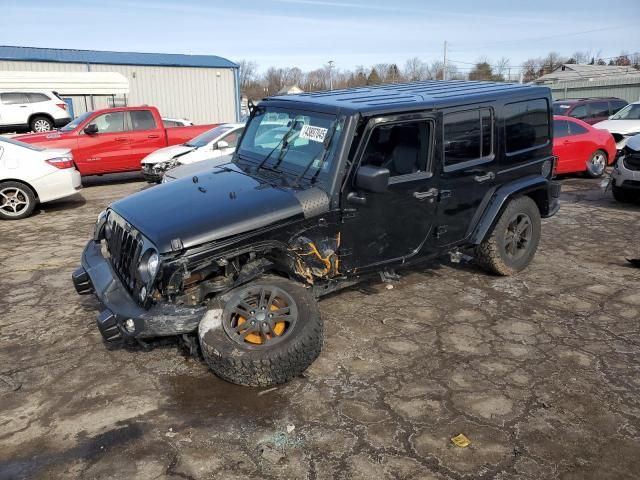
[262,80,551,114]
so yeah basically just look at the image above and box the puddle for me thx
[163,374,289,423]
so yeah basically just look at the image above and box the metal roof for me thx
[0,45,238,69]
[264,80,550,114]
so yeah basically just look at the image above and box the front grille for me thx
[105,213,144,296]
[623,153,640,171]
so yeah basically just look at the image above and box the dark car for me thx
[552,97,628,125]
[73,81,560,387]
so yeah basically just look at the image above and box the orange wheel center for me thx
[236,304,286,345]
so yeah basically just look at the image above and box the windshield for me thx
[235,107,342,184]
[59,111,93,132]
[610,103,640,120]
[0,136,45,151]
[553,103,572,116]
[185,125,235,147]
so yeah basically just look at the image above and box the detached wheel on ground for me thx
[199,276,323,387]
[30,116,53,133]
[586,150,607,178]
[612,184,634,203]
[475,196,541,276]
[0,181,37,220]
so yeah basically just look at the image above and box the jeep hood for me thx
[110,164,316,253]
[593,119,640,135]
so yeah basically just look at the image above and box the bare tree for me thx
[403,57,429,81]
[237,59,258,92]
[494,57,510,81]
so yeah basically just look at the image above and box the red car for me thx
[15,106,215,176]
[553,115,616,178]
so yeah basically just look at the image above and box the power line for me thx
[448,52,640,70]
[448,23,637,52]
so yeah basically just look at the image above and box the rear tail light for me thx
[46,157,74,169]
[56,103,67,111]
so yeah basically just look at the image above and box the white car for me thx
[141,123,244,182]
[162,117,194,128]
[593,102,640,151]
[0,90,71,133]
[0,136,81,219]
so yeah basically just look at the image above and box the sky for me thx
[1,0,639,75]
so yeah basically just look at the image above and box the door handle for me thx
[474,172,495,183]
[413,188,438,200]
[19,105,28,108]
[347,191,366,205]
[147,134,160,139]
[115,137,128,142]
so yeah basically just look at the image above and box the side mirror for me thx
[216,140,229,150]
[84,124,99,135]
[355,165,389,193]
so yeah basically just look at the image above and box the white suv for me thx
[0,90,72,133]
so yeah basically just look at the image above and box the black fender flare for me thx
[469,175,552,245]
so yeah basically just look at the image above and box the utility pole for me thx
[443,41,448,81]
[328,60,335,90]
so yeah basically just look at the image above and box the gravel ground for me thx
[0,172,639,480]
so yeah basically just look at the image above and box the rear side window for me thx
[27,93,51,103]
[589,101,609,118]
[610,100,627,114]
[163,120,179,128]
[553,120,570,138]
[129,110,157,131]
[568,120,588,135]
[443,108,493,167]
[569,104,588,119]
[1,92,28,105]
[504,99,549,154]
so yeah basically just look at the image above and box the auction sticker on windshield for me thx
[299,125,328,143]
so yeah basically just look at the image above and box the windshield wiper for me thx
[293,121,338,186]
[254,120,300,173]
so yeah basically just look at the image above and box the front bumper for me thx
[611,157,640,189]
[141,164,162,183]
[542,180,561,218]
[73,240,206,343]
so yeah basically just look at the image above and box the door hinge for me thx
[435,226,448,238]
[341,208,357,220]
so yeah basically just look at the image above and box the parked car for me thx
[141,123,244,182]
[73,80,560,387]
[162,117,194,128]
[14,106,215,176]
[552,97,627,125]
[609,134,640,203]
[593,101,640,151]
[0,90,71,133]
[552,115,616,177]
[0,136,81,219]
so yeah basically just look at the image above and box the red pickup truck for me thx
[15,106,216,176]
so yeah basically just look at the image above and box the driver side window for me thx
[88,112,126,134]
[361,121,431,177]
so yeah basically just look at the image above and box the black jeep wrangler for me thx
[73,81,560,386]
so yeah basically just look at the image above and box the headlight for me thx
[138,249,160,283]
[94,209,108,241]
[154,158,181,173]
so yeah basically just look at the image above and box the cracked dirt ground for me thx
[1,173,639,480]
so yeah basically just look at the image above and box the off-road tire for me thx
[30,115,53,133]
[475,196,541,276]
[0,181,37,220]
[199,276,323,387]
[612,184,634,203]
